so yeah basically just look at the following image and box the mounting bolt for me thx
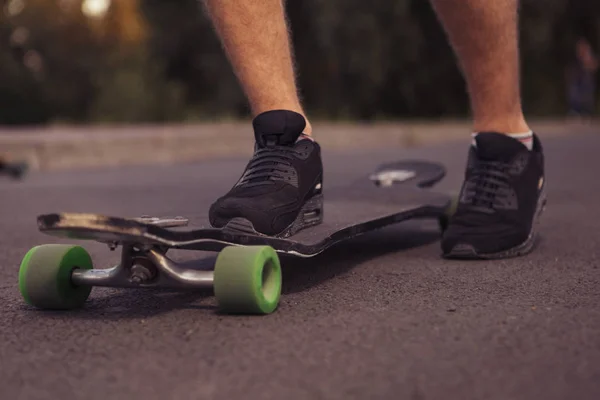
[129,262,155,284]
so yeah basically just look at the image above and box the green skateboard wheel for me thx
[213,246,282,314]
[18,244,93,310]
[439,192,459,232]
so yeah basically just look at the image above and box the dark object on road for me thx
[19,160,453,315]
[0,159,28,180]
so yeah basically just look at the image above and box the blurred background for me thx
[0,0,598,126]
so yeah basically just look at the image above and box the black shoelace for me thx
[465,160,513,210]
[237,146,297,188]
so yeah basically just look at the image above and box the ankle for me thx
[473,116,530,134]
[303,119,313,136]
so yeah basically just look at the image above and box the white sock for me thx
[471,131,533,150]
[297,133,314,142]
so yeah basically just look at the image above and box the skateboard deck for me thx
[37,160,450,257]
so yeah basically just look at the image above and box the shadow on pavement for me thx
[20,288,213,321]
[281,221,442,295]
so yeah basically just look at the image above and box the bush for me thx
[0,0,598,125]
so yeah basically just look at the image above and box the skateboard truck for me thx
[70,244,214,289]
[369,169,416,187]
[20,214,283,315]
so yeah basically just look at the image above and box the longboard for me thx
[19,160,453,315]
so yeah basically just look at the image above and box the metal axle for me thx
[71,244,214,289]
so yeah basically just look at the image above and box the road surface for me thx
[1,132,599,400]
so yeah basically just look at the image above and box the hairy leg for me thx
[430,0,530,133]
[203,0,311,134]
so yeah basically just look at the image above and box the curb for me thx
[0,119,597,171]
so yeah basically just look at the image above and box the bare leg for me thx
[203,0,312,134]
[430,0,530,134]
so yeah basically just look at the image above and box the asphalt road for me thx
[1,131,599,400]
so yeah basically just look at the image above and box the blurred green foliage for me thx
[0,0,598,125]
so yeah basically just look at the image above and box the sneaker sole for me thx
[443,190,547,260]
[221,193,324,238]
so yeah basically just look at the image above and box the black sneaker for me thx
[209,110,324,237]
[442,132,546,259]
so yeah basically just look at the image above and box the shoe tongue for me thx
[474,132,527,161]
[252,110,306,147]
